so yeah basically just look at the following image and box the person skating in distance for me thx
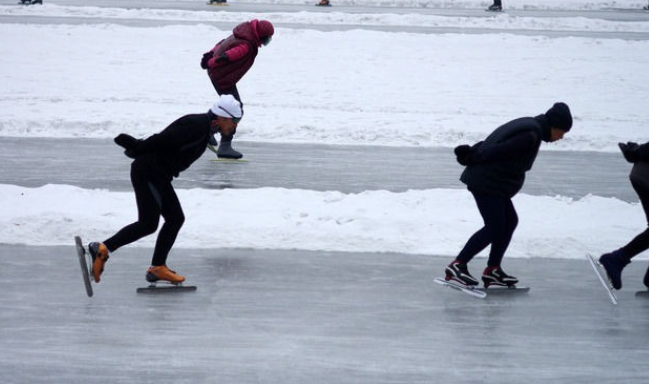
[200,19,274,159]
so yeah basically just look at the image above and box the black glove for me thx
[114,133,137,149]
[215,53,228,63]
[454,144,472,166]
[114,133,141,159]
[200,52,212,69]
[619,142,639,163]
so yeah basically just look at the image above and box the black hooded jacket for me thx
[460,115,552,198]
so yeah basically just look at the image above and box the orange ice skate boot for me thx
[88,242,109,283]
[146,265,186,284]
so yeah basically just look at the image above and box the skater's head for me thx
[209,94,242,135]
[253,19,274,46]
[545,102,572,131]
[545,102,572,142]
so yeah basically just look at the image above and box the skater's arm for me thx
[136,116,204,153]
[472,131,539,163]
[208,43,250,67]
[620,141,649,163]
[224,43,250,61]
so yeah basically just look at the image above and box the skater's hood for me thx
[233,19,274,47]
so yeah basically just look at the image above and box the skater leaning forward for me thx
[446,102,573,288]
[598,140,649,291]
[200,19,274,159]
[88,95,243,285]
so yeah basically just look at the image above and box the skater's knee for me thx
[138,217,160,235]
[164,211,185,230]
[508,216,519,232]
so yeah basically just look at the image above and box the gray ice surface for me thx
[0,137,637,201]
[3,0,649,40]
[1,245,649,384]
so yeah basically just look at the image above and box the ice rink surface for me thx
[2,1,649,382]
[1,244,649,384]
[0,138,635,201]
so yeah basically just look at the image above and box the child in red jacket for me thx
[200,19,274,159]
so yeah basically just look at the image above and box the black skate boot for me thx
[487,3,502,11]
[644,265,649,289]
[445,261,479,286]
[482,266,518,288]
[599,250,630,290]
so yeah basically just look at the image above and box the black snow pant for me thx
[621,180,649,260]
[456,190,518,268]
[103,159,185,267]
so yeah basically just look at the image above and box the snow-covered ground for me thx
[1,1,648,260]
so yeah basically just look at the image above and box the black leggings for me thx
[456,190,518,267]
[103,160,185,266]
[621,180,649,260]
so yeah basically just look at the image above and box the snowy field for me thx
[1,1,649,260]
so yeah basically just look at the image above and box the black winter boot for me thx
[217,134,243,159]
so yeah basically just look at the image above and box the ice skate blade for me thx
[434,277,486,299]
[210,158,249,163]
[476,285,530,293]
[74,236,93,297]
[136,283,197,294]
[586,254,618,305]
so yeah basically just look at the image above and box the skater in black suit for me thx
[87,95,242,285]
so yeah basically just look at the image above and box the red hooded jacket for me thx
[206,20,269,90]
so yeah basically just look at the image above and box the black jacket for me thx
[133,114,212,180]
[460,115,551,198]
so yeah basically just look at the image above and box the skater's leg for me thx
[150,183,184,267]
[620,180,649,259]
[90,161,161,282]
[145,183,186,284]
[103,161,161,252]
[449,191,506,286]
[456,191,513,265]
[599,180,649,289]
[214,85,244,159]
[486,197,518,268]
[455,227,490,264]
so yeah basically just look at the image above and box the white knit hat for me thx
[210,94,242,120]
